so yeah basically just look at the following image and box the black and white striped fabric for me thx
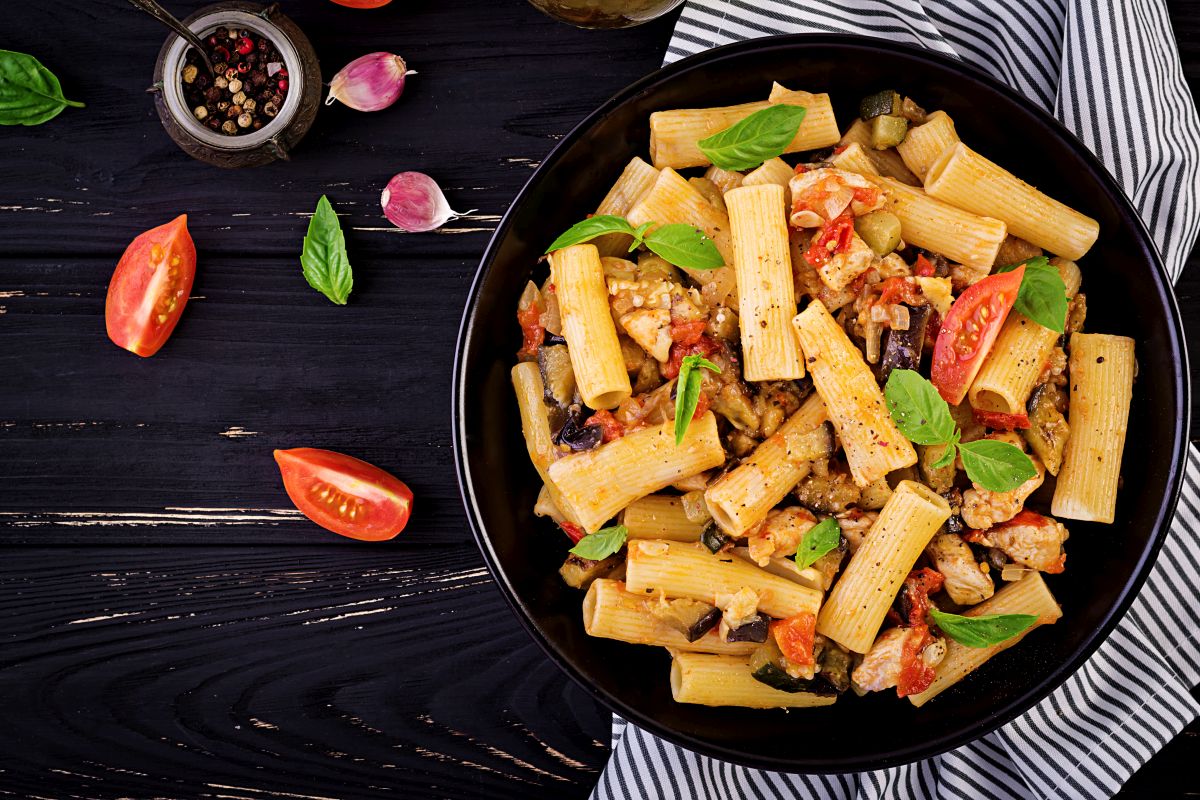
[593,2,1200,798]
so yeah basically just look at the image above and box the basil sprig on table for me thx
[0,49,84,126]
[794,516,842,569]
[995,256,1070,333]
[545,215,724,270]
[929,608,1038,648]
[696,104,807,171]
[570,523,628,560]
[674,355,721,444]
[300,195,354,305]
[884,369,1038,492]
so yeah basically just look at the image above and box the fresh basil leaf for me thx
[569,524,628,560]
[644,223,725,270]
[794,517,842,569]
[884,369,958,446]
[1015,261,1069,333]
[0,49,84,126]
[674,355,721,445]
[929,608,1038,648]
[958,439,1038,492]
[929,436,959,470]
[994,256,1050,274]
[545,215,634,253]
[629,221,654,252]
[300,195,353,305]
[697,104,808,171]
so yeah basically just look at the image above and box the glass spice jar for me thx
[526,0,684,29]
[150,2,319,168]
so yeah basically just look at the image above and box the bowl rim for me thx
[452,32,1190,772]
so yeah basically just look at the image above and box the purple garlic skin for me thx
[381,172,474,233]
[326,52,414,112]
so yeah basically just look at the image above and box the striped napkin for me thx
[593,1,1200,797]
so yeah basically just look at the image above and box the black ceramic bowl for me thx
[453,35,1189,772]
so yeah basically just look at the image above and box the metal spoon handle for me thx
[126,0,214,72]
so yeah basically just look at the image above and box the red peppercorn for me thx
[278,78,288,91]
[213,45,231,62]
[278,67,288,78]
[237,62,250,74]
[237,36,254,55]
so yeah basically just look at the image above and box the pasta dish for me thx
[509,83,1132,708]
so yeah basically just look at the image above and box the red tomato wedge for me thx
[105,215,197,357]
[274,448,413,541]
[930,267,1024,404]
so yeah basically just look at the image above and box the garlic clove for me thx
[326,52,415,112]
[381,172,475,233]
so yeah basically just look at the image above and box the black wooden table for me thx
[1,2,1196,797]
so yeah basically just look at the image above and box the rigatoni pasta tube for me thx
[725,184,805,381]
[625,540,822,620]
[908,573,1061,707]
[766,83,841,153]
[792,300,916,486]
[817,481,950,653]
[627,168,738,307]
[1051,333,1136,523]
[924,142,1100,260]
[548,413,725,533]
[593,156,660,257]
[741,157,796,209]
[896,110,959,181]
[550,244,632,410]
[866,176,1007,269]
[622,495,708,541]
[839,119,920,185]
[969,258,1082,415]
[583,579,757,655]
[705,394,827,535]
[511,363,579,525]
[704,164,744,194]
[671,652,837,709]
[828,142,881,177]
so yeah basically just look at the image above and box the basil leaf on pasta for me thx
[996,256,1069,333]
[569,524,628,560]
[696,104,807,171]
[958,439,1038,492]
[930,608,1038,648]
[545,215,635,253]
[674,355,721,445]
[644,223,725,270]
[794,517,842,569]
[884,369,958,445]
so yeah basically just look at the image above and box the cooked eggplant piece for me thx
[878,304,931,383]
[724,612,770,643]
[544,331,567,347]
[925,251,951,277]
[941,488,965,535]
[650,597,721,642]
[899,96,927,124]
[559,552,623,590]
[701,524,734,554]
[817,639,852,693]
[854,210,903,256]
[1066,292,1087,335]
[1024,383,1069,475]
[794,464,860,514]
[792,374,815,401]
[859,89,902,120]
[859,476,893,510]
[918,441,956,494]
[869,114,909,149]
[552,404,602,452]
[538,344,576,407]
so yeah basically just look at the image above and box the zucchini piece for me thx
[869,114,909,149]
[538,344,576,407]
[559,552,623,590]
[749,639,841,694]
[752,661,809,692]
[700,524,734,554]
[854,210,902,256]
[859,89,902,120]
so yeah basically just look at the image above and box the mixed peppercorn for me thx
[181,26,291,136]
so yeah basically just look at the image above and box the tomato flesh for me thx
[803,211,855,267]
[973,408,1031,430]
[896,625,937,697]
[930,267,1023,404]
[105,215,196,357]
[274,448,412,541]
[771,612,817,667]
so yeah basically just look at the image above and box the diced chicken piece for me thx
[789,168,885,228]
[835,509,878,553]
[925,533,995,605]
[851,626,946,694]
[876,253,912,279]
[967,510,1069,574]
[961,457,1045,530]
[619,308,672,362]
[818,231,876,291]
[746,506,817,566]
[715,587,760,630]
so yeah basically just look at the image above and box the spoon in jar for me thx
[125,0,215,74]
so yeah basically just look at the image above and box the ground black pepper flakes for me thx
[182,27,291,137]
